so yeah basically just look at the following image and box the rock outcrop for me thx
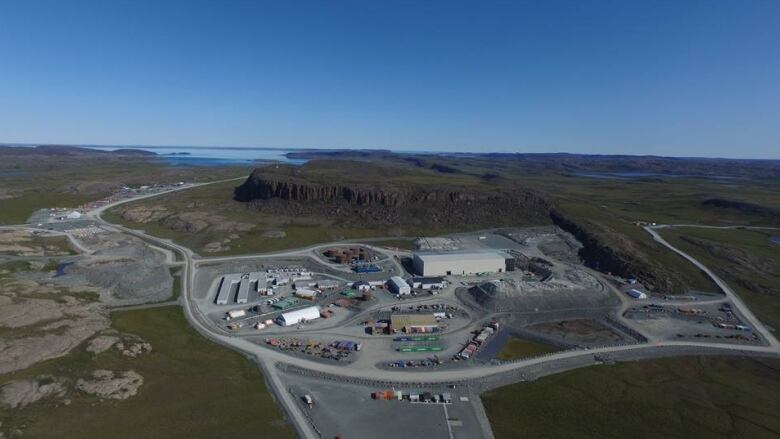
[0,378,66,409]
[76,370,143,400]
[234,163,553,228]
[550,209,689,293]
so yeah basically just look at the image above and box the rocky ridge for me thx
[234,166,553,227]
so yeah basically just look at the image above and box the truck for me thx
[627,289,647,299]
[303,394,314,408]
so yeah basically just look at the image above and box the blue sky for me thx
[0,0,778,158]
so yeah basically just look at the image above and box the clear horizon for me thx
[1,1,779,159]
[6,142,780,161]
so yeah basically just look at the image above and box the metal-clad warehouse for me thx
[412,250,510,276]
[276,306,321,326]
[388,276,411,296]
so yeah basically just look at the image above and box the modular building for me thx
[409,276,446,290]
[316,280,340,290]
[294,287,319,300]
[412,250,511,276]
[276,306,321,326]
[353,281,371,292]
[390,314,439,334]
[388,276,411,296]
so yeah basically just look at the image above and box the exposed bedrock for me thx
[550,209,690,293]
[233,168,553,228]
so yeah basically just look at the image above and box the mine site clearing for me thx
[191,226,770,374]
[16,186,774,366]
[6,178,778,439]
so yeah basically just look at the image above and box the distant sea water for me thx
[82,145,309,166]
[570,171,739,180]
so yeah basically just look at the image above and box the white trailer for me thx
[226,309,246,320]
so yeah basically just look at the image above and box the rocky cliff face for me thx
[234,168,553,227]
[550,210,687,293]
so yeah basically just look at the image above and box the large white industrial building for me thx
[413,250,510,276]
[276,306,321,326]
[388,276,411,296]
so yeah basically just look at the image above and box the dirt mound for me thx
[69,234,172,304]
[468,269,609,313]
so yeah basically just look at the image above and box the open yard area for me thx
[659,227,780,332]
[495,337,558,360]
[0,306,294,439]
[482,356,780,439]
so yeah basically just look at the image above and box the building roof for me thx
[413,250,510,263]
[388,276,409,287]
[279,306,320,323]
[391,314,438,328]
[412,276,445,283]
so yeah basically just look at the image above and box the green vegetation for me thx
[0,307,294,439]
[0,191,100,225]
[104,180,457,256]
[0,146,247,225]
[483,356,780,439]
[0,233,75,258]
[41,235,77,256]
[169,267,182,300]
[495,337,558,360]
[103,157,780,295]
[556,197,719,293]
[660,227,780,331]
[369,238,418,250]
[0,260,32,278]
